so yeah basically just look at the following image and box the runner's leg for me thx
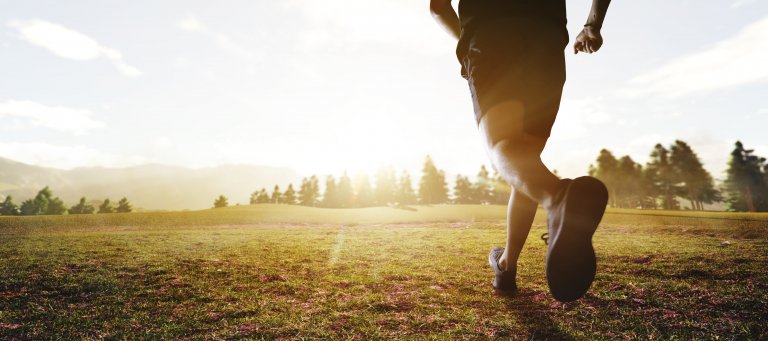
[498,186,538,271]
[478,100,561,209]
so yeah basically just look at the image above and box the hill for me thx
[0,156,301,210]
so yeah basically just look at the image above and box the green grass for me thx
[1,205,766,339]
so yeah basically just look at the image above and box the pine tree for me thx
[592,149,620,207]
[646,144,682,210]
[213,195,228,208]
[310,176,320,206]
[641,166,660,209]
[48,197,66,215]
[374,166,397,205]
[249,191,259,205]
[418,155,448,204]
[32,187,51,215]
[337,172,354,208]
[282,184,297,205]
[615,156,643,209]
[695,172,721,210]
[474,165,493,204]
[724,141,768,212]
[354,172,374,207]
[68,197,95,214]
[256,188,270,203]
[298,177,314,206]
[99,199,115,213]
[670,140,720,210]
[116,197,133,213]
[453,175,475,204]
[18,186,66,215]
[0,196,20,216]
[271,185,282,204]
[20,199,38,216]
[298,176,320,207]
[322,175,338,207]
[396,170,417,205]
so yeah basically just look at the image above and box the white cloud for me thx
[177,16,204,32]
[283,0,448,55]
[176,15,251,58]
[7,19,141,77]
[0,100,104,135]
[0,142,145,169]
[621,16,768,98]
[153,136,172,148]
[731,0,756,9]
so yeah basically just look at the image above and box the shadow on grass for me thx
[501,289,576,340]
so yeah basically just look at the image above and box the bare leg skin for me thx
[498,187,538,271]
[479,101,561,208]
[479,100,561,271]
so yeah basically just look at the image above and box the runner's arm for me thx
[430,0,461,40]
[574,0,611,54]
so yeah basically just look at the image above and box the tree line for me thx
[217,140,767,213]
[588,140,767,212]
[0,186,133,216]
[214,155,512,209]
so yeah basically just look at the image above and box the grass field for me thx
[1,205,766,339]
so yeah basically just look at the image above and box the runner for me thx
[430,0,611,302]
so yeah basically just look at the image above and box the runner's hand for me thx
[574,26,603,54]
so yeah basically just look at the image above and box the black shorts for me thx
[459,18,568,138]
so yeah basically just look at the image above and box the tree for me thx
[47,197,67,215]
[298,178,311,206]
[271,185,282,204]
[354,172,374,207]
[418,155,448,204]
[251,188,270,204]
[670,140,720,210]
[20,199,38,216]
[298,176,320,206]
[640,165,660,209]
[396,170,417,205]
[615,156,643,209]
[282,184,297,205]
[99,199,115,213]
[68,197,95,214]
[374,166,397,205]
[453,175,475,204]
[18,186,66,215]
[724,141,768,212]
[116,197,133,213]
[337,172,354,208]
[591,149,620,207]
[646,144,682,210]
[322,175,338,207]
[0,196,20,216]
[310,176,320,206]
[474,165,493,204]
[213,195,228,208]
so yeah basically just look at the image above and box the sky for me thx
[1,0,766,183]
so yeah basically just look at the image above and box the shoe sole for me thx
[546,177,608,302]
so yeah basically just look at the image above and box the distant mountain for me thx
[0,157,302,210]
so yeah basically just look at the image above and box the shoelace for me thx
[540,233,549,245]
